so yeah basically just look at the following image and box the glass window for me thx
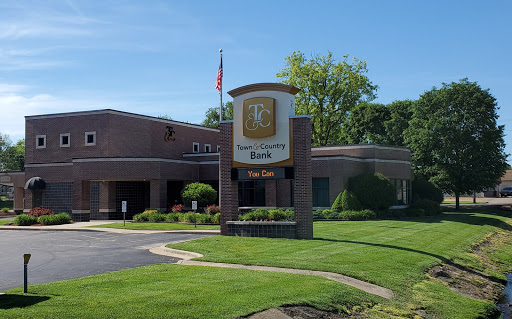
[312,178,330,207]
[60,133,70,147]
[238,181,265,206]
[217,145,220,152]
[193,142,199,153]
[36,135,46,149]
[85,131,96,146]
[204,144,211,153]
[392,179,410,205]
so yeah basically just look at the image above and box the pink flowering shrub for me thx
[28,207,53,218]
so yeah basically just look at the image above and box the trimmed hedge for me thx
[133,211,221,224]
[410,199,442,215]
[38,213,72,225]
[313,209,376,221]
[331,193,343,212]
[238,208,294,221]
[341,190,361,211]
[412,179,444,204]
[349,173,395,210]
[14,214,38,226]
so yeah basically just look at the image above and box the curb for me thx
[0,226,220,235]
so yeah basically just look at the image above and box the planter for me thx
[226,221,296,239]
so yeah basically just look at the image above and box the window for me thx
[204,144,211,153]
[217,145,220,152]
[312,178,330,207]
[60,133,70,147]
[238,181,265,206]
[36,135,46,149]
[392,179,411,205]
[193,142,199,153]
[85,131,96,146]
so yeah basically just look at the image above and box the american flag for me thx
[215,58,223,93]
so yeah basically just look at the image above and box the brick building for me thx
[21,109,412,221]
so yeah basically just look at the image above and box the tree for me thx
[277,51,378,146]
[342,103,389,144]
[405,79,508,209]
[201,101,233,128]
[2,139,25,171]
[384,100,413,146]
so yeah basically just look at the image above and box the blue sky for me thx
[1,1,511,157]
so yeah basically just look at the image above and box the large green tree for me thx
[0,133,25,171]
[201,101,233,128]
[277,51,378,146]
[405,79,508,209]
[342,103,389,144]
[384,100,414,146]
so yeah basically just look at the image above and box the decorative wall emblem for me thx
[164,126,175,142]
[243,97,276,138]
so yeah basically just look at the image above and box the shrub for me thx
[348,173,395,210]
[238,209,294,221]
[205,204,220,215]
[171,204,185,213]
[147,213,166,222]
[1,207,9,212]
[166,213,181,222]
[133,212,149,222]
[181,183,217,207]
[183,212,198,223]
[211,213,220,224]
[313,209,324,219]
[410,199,442,215]
[321,209,339,219]
[341,190,361,211]
[14,214,38,226]
[331,192,343,212]
[340,209,376,220]
[412,179,444,204]
[28,207,53,218]
[38,213,72,225]
[143,209,162,215]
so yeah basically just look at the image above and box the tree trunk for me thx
[455,191,460,210]
[473,191,476,204]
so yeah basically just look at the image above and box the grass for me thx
[89,222,220,231]
[2,208,511,318]
[0,219,13,225]
[0,196,13,209]
[0,264,379,319]
[442,201,475,204]
[169,209,512,318]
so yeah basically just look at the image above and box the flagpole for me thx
[219,49,223,122]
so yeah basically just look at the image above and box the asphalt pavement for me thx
[0,230,211,292]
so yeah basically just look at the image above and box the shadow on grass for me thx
[313,237,506,285]
[0,294,50,309]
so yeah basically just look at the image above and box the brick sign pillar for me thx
[220,83,313,239]
[219,121,237,235]
[292,116,313,239]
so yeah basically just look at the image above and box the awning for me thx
[24,177,46,190]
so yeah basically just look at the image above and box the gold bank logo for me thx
[243,97,276,138]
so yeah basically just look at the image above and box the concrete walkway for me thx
[150,245,395,300]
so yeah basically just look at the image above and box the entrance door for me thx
[167,181,184,208]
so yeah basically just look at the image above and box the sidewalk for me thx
[0,220,220,234]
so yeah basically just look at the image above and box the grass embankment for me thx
[0,220,12,225]
[170,209,512,318]
[90,222,220,231]
[1,208,511,318]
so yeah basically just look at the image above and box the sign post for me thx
[192,201,197,228]
[122,201,127,227]
[23,254,31,293]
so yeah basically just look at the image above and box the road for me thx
[0,230,210,292]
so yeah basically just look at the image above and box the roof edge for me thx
[227,83,300,98]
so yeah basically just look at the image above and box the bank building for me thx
[1,83,412,225]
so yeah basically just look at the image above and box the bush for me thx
[410,199,442,215]
[321,209,339,219]
[238,209,294,221]
[14,214,38,226]
[211,213,220,224]
[205,205,220,215]
[183,212,198,223]
[38,213,72,225]
[28,207,53,218]
[412,179,444,204]
[348,173,395,210]
[170,204,185,213]
[147,213,166,222]
[331,192,343,212]
[142,209,162,215]
[133,212,149,222]
[166,213,181,222]
[1,207,9,212]
[313,209,324,219]
[340,209,376,220]
[341,190,361,211]
[181,183,217,207]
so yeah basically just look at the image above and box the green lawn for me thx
[170,210,512,318]
[1,209,510,318]
[0,264,378,319]
[90,222,220,231]
[442,201,477,204]
[0,219,13,225]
